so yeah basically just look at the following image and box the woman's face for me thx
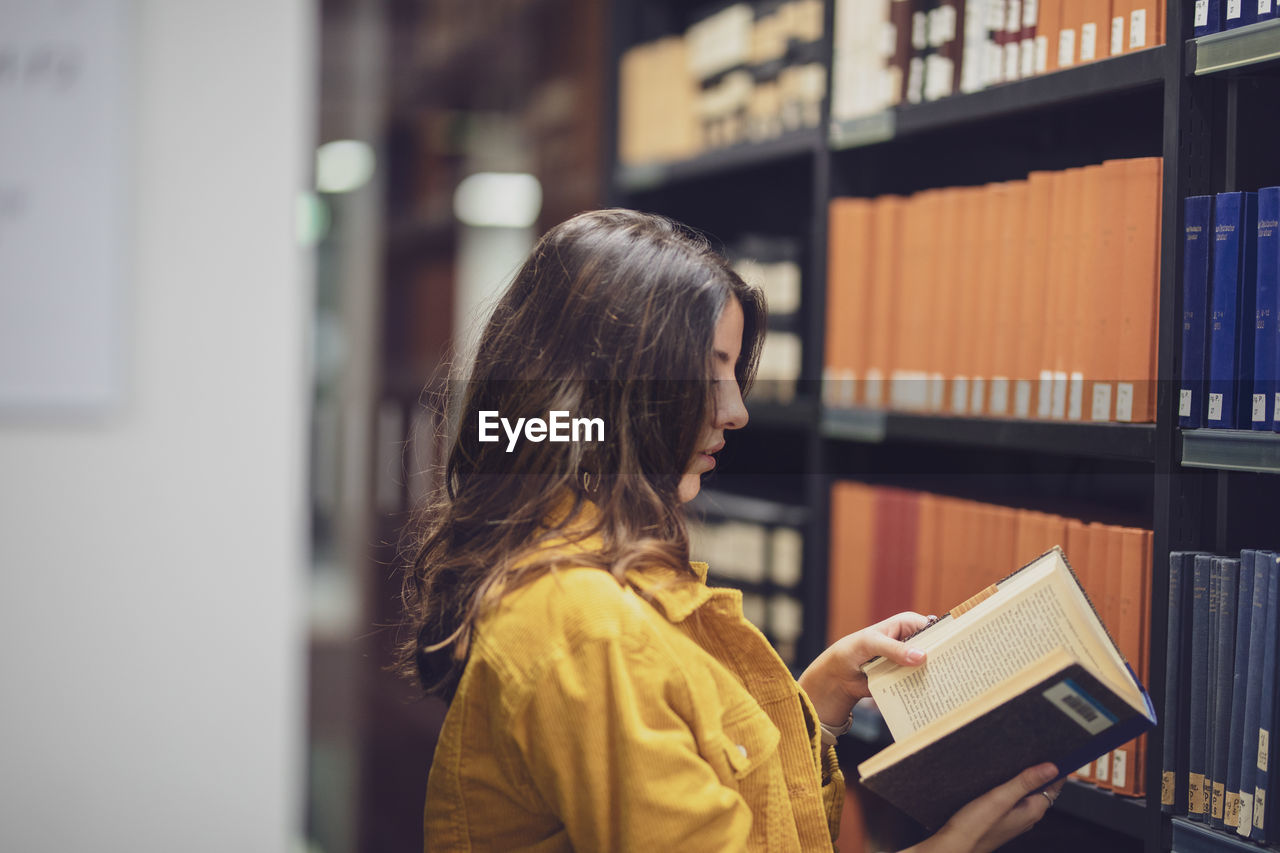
[678,297,749,503]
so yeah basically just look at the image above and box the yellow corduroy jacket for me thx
[424,535,844,851]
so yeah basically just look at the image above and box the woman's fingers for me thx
[874,610,933,640]
[942,763,1059,847]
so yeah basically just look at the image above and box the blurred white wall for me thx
[0,2,314,851]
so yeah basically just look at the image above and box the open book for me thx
[857,546,1156,830]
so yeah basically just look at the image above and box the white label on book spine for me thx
[930,373,946,411]
[1038,370,1053,417]
[1059,28,1076,67]
[1080,23,1097,61]
[1257,788,1268,828]
[1260,729,1271,771]
[1004,42,1020,80]
[1068,372,1084,420]
[1130,10,1147,48]
[1228,0,1243,19]
[1034,35,1048,74]
[1112,749,1127,788]
[1007,0,1022,32]
[1263,0,1275,15]
[1043,681,1115,735]
[1024,0,1038,27]
[971,377,986,414]
[1021,38,1036,77]
[1095,750,1111,782]
[1196,0,1210,27]
[865,369,885,406]
[990,377,1010,415]
[1051,371,1068,418]
[1275,392,1280,421]
[952,377,969,414]
[1254,394,1267,422]
[1180,388,1193,418]
[1015,379,1032,417]
[1115,383,1135,421]
[1240,792,1255,836]
[1111,16,1125,55]
[1091,383,1113,421]
[1208,392,1224,422]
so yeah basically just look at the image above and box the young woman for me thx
[399,208,1063,851]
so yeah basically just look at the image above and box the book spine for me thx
[1189,553,1213,820]
[1226,551,1257,829]
[1256,188,1280,431]
[1238,551,1272,834]
[1164,552,1194,813]
[1181,196,1214,429]
[1212,557,1239,828]
[1251,552,1280,842]
[1207,192,1255,429]
[1227,0,1259,28]
[1195,0,1223,36]
[1260,0,1279,23]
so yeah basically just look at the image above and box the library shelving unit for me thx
[605,2,1280,852]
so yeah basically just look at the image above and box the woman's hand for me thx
[797,611,932,728]
[904,763,1065,853]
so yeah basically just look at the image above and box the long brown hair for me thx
[397,209,765,698]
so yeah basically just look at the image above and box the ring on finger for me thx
[1040,791,1055,807]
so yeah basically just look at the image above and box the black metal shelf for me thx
[691,488,811,527]
[1180,429,1280,474]
[830,47,1166,151]
[1055,782,1148,840]
[745,397,819,430]
[1190,18,1280,76]
[1170,817,1272,851]
[613,129,822,193]
[822,407,1158,462]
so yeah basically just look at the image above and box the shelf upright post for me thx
[1149,1,1219,850]
[800,0,839,670]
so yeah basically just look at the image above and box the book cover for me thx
[1252,552,1280,841]
[1164,552,1198,813]
[1036,0,1062,73]
[1180,195,1214,429]
[1194,0,1222,37]
[1020,0,1040,77]
[1117,157,1162,423]
[1207,192,1259,429]
[1260,0,1278,23]
[1253,189,1278,429]
[1238,551,1270,833]
[1189,553,1213,819]
[1227,0,1259,28]
[858,547,1156,829]
[1207,557,1225,824]
[1226,552,1257,828]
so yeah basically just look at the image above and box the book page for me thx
[871,579,1113,741]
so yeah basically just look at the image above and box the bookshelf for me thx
[606,1,1280,851]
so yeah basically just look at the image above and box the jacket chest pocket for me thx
[704,700,782,786]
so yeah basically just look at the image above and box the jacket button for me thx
[737,744,748,758]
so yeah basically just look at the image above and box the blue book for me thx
[1252,553,1280,842]
[1212,557,1240,827]
[1226,552,1257,828]
[1182,196,1215,429]
[1190,554,1214,820]
[1196,0,1223,35]
[1227,0,1260,27]
[1207,192,1259,429]
[1261,0,1279,23]
[1164,552,1201,814]
[1239,551,1273,836]
[1253,190,1279,429]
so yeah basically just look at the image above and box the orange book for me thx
[1092,524,1120,790]
[1050,168,1086,419]
[933,189,964,413]
[1109,0,1132,57]
[1079,0,1113,62]
[1116,157,1162,422]
[952,188,984,414]
[992,181,1029,417]
[1110,526,1152,796]
[1128,0,1159,51]
[1074,164,1106,421]
[866,197,906,408]
[1088,161,1128,421]
[1019,173,1055,419]
[1014,508,1045,565]
[971,184,1005,417]
[1056,0,1083,69]
[826,199,874,407]
[1038,0,1064,74]
[892,195,930,411]
[828,481,877,643]
[915,493,942,616]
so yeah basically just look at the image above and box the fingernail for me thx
[906,648,925,664]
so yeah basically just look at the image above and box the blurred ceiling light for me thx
[315,139,375,194]
[453,172,542,228]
